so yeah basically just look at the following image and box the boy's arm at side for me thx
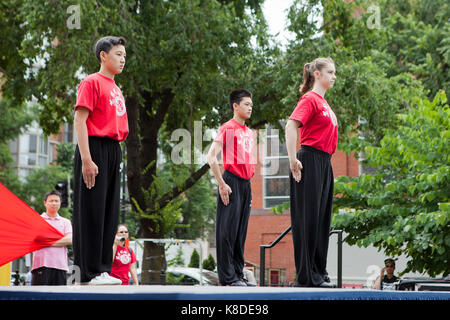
[74,107,98,189]
[207,141,226,187]
[207,141,232,206]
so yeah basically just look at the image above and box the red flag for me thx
[0,182,64,267]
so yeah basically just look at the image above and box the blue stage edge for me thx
[1,285,449,301]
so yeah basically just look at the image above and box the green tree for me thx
[202,254,216,271]
[0,99,33,194]
[0,0,28,104]
[177,169,216,240]
[55,142,75,173]
[168,247,185,267]
[19,164,72,219]
[319,0,449,97]
[332,91,449,277]
[277,0,429,150]
[188,249,200,268]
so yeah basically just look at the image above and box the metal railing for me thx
[134,238,205,285]
[259,226,343,287]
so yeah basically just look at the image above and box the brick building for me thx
[244,126,359,286]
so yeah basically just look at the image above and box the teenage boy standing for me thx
[73,36,128,285]
[207,89,255,286]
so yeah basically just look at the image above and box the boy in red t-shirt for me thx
[207,89,255,286]
[285,57,338,288]
[72,36,129,285]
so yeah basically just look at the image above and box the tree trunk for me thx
[126,88,211,284]
[125,95,144,207]
[126,90,175,284]
[140,220,166,285]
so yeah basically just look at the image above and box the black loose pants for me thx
[216,170,252,285]
[31,267,67,286]
[290,145,334,287]
[72,136,122,283]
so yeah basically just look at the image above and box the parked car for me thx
[397,277,450,291]
[166,267,219,286]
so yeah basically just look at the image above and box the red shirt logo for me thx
[110,88,126,117]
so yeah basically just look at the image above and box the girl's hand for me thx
[290,159,303,182]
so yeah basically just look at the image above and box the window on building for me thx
[64,123,74,143]
[49,142,58,163]
[28,135,37,153]
[270,269,280,287]
[39,136,48,155]
[38,136,49,166]
[266,268,286,287]
[263,125,289,209]
[9,139,18,154]
[27,154,36,166]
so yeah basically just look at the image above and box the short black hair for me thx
[94,36,127,62]
[384,258,395,266]
[228,88,252,111]
[44,190,62,201]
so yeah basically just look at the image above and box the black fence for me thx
[259,226,343,287]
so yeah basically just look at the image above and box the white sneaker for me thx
[88,272,122,285]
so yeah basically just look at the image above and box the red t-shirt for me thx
[214,119,255,180]
[110,245,137,285]
[75,73,129,142]
[289,91,338,154]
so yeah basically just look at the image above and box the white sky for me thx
[262,0,295,46]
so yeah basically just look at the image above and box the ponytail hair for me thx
[299,57,334,94]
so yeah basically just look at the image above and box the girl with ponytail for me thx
[285,57,338,287]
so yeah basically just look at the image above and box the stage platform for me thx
[1,285,449,300]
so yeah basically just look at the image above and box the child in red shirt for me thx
[72,36,128,285]
[285,57,338,288]
[207,89,255,286]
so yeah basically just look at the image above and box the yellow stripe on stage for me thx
[0,263,11,286]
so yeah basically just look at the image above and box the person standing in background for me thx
[373,258,399,290]
[31,190,72,285]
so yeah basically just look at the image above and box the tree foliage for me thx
[188,248,200,268]
[0,98,34,193]
[202,254,216,271]
[19,164,71,218]
[333,91,449,277]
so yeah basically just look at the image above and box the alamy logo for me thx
[110,88,126,116]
